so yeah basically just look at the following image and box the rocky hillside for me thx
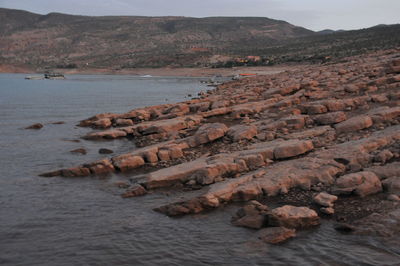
[39,49,400,242]
[0,8,313,70]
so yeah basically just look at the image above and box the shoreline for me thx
[0,65,301,77]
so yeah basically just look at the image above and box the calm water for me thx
[0,73,399,266]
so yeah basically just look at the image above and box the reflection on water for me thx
[0,74,399,266]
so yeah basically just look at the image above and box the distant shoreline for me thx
[0,65,300,77]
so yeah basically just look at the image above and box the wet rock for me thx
[25,123,43,130]
[313,192,338,207]
[314,112,347,125]
[332,171,382,197]
[114,181,130,188]
[78,113,119,127]
[39,170,62,177]
[99,148,114,154]
[70,148,87,155]
[84,129,127,140]
[268,205,320,229]
[257,227,296,244]
[84,159,115,175]
[334,223,356,232]
[335,115,373,134]
[227,124,258,142]
[121,184,148,198]
[115,118,134,127]
[231,200,269,229]
[111,154,145,172]
[61,167,91,177]
[92,118,112,129]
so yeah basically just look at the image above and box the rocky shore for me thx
[41,49,400,244]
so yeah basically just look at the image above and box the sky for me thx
[1,0,399,31]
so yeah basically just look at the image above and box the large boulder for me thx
[268,205,320,229]
[332,171,382,197]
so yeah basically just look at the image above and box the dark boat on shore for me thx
[44,73,65,80]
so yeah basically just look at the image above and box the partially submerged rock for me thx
[231,200,268,229]
[25,123,43,130]
[257,227,296,244]
[121,184,148,198]
[70,148,87,155]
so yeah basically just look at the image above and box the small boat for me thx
[141,75,152,78]
[25,75,43,80]
[44,73,65,80]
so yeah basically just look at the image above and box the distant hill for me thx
[0,8,314,70]
[0,8,399,71]
[234,24,400,65]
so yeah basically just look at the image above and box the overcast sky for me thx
[1,0,399,31]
